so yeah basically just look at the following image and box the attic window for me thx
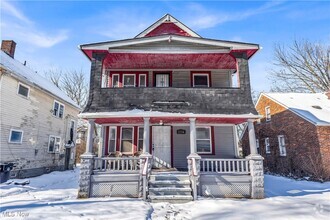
[312,105,322,110]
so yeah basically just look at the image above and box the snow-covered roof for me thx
[259,93,330,126]
[0,51,80,109]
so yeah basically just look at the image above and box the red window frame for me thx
[108,71,148,88]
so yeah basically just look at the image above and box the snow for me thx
[1,168,330,219]
[79,109,259,119]
[0,51,80,109]
[261,93,330,126]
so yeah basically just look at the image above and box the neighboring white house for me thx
[0,40,81,178]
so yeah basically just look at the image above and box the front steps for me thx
[148,172,193,203]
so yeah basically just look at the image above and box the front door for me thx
[152,126,171,168]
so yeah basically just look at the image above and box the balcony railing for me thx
[93,157,140,172]
[200,159,250,174]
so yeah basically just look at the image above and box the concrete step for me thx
[149,195,193,203]
[149,180,191,188]
[149,174,190,181]
[149,187,192,196]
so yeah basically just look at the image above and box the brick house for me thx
[0,40,81,179]
[77,14,264,202]
[242,92,330,181]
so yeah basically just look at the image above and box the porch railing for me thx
[93,157,140,172]
[200,159,250,174]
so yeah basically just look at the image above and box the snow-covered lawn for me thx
[1,168,329,220]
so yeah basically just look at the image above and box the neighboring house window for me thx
[139,74,147,87]
[256,139,260,154]
[108,127,117,153]
[111,74,120,88]
[278,135,287,156]
[123,74,135,87]
[69,120,75,142]
[48,136,61,153]
[8,129,23,144]
[196,127,212,154]
[121,127,133,154]
[155,73,170,87]
[138,127,144,151]
[265,137,270,154]
[53,101,64,118]
[192,73,210,87]
[265,106,271,121]
[17,83,30,98]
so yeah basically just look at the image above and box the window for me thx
[48,136,61,153]
[121,127,133,153]
[69,120,75,142]
[139,74,147,87]
[278,135,287,156]
[155,74,170,87]
[53,101,64,118]
[108,127,117,153]
[265,106,271,121]
[196,127,212,154]
[17,83,29,98]
[138,127,144,151]
[9,129,23,144]
[265,137,270,154]
[112,74,120,88]
[123,74,135,87]
[193,73,210,87]
[256,139,260,154]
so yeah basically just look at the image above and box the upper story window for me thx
[196,127,212,154]
[53,100,64,118]
[154,73,170,87]
[278,135,287,156]
[9,129,23,144]
[123,74,136,87]
[139,75,147,87]
[192,72,210,87]
[48,135,61,153]
[17,82,30,98]
[265,106,271,121]
[265,137,270,154]
[112,74,120,87]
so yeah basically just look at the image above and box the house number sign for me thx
[177,129,186,134]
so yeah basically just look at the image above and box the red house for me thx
[78,14,264,202]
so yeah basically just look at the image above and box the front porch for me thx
[77,112,264,201]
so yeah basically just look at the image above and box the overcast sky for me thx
[1,0,330,92]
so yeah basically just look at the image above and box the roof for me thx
[258,93,330,126]
[0,51,80,109]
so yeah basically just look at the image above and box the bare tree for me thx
[269,39,330,93]
[44,68,89,108]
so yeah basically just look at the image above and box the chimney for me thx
[1,40,16,58]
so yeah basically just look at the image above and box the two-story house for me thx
[242,92,330,181]
[0,40,81,179]
[77,14,264,202]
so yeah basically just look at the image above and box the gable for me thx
[145,22,191,37]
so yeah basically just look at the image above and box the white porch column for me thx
[189,118,197,154]
[85,119,95,155]
[142,117,150,153]
[248,119,258,155]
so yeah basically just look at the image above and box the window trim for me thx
[139,74,147,87]
[120,126,134,154]
[122,74,136,87]
[108,126,117,154]
[8,129,24,144]
[17,82,30,98]
[196,126,213,154]
[191,72,211,87]
[48,135,61,153]
[265,106,271,121]
[53,100,65,119]
[111,74,120,88]
[265,137,271,154]
[278,135,287,156]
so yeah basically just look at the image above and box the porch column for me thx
[189,118,197,154]
[78,119,95,199]
[247,119,258,155]
[142,117,150,153]
[246,119,264,199]
[85,119,95,155]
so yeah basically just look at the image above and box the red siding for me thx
[145,22,191,37]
